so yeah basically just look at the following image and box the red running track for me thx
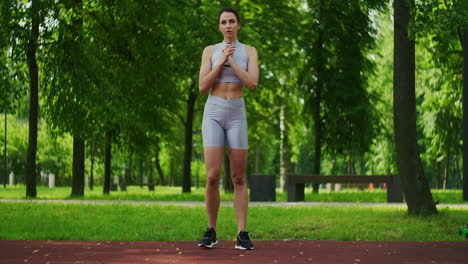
[1,240,467,264]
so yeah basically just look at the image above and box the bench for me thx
[287,175,403,203]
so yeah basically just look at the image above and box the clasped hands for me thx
[222,44,236,64]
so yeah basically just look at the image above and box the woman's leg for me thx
[204,146,224,229]
[228,148,248,233]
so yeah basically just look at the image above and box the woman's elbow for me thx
[248,81,258,90]
[199,87,208,94]
[199,82,208,94]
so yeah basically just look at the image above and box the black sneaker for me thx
[198,227,218,248]
[235,230,254,250]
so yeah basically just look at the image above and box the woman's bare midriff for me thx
[210,82,244,99]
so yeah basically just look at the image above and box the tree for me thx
[464,28,468,200]
[25,0,41,198]
[304,0,325,193]
[166,0,219,193]
[240,0,304,190]
[414,0,465,191]
[393,0,437,215]
[366,10,397,176]
[299,0,385,193]
[1,0,26,187]
[69,0,85,197]
[41,0,179,194]
[42,0,99,196]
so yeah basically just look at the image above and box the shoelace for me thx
[238,232,251,242]
[202,230,214,242]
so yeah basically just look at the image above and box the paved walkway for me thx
[1,198,468,208]
[1,240,467,264]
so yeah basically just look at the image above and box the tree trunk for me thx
[443,149,450,189]
[393,0,437,215]
[71,136,85,196]
[454,155,462,188]
[359,159,365,175]
[169,158,174,186]
[139,160,144,188]
[90,144,95,190]
[279,105,290,192]
[103,130,111,195]
[463,28,468,201]
[26,0,40,198]
[331,159,337,174]
[127,152,133,185]
[347,159,356,175]
[155,150,165,185]
[182,88,197,193]
[69,0,85,197]
[436,161,441,189]
[330,159,337,190]
[148,161,154,185]
[223,150,233,192]
[312,4,324,193]
[3,113,6,188]
[254,140,261,173]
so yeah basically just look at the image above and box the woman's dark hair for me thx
[218,7,240,24]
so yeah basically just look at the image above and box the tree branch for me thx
[175,112,186,126]
[442,0,449,9]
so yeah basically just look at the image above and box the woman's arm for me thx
[199,45,235,94]
[227,46,259,90]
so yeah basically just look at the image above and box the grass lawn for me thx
[1,185,467,204]
[0,202,467,241]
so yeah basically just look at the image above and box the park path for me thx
[1,240,467,264]
[1,198,468,208]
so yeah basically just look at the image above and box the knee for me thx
[206,170,221,187]
[231,172,246,186]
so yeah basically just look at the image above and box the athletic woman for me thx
[197,7,259,250]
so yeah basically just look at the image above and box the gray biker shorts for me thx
[202,95,248,149]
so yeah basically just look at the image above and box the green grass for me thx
[0,185,467,204]
[0,202,466,241]
[0,185,221,201]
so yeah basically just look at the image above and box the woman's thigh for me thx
[204,147,225,175]
[228,148,248,175]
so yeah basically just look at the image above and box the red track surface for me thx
[1,240,467,264]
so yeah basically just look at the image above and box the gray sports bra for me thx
[211,40,248,84]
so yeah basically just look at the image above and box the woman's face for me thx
[218,12,240,39]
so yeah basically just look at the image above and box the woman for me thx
[197,7,259,250]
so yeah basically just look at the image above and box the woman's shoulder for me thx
[201,45,216,57]
[203,44,218,54]
[203,44,216,51]
[244,45,258,56]
[241,42,256,49]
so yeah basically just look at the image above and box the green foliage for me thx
[0,0,27,114]
[414,0,464,187]
[37,124,73,185]
[298,0,385,165]
[366,9,397,174]
[0,118,74,185]
[0,116,28,182]
[0,0,464,193]
[241,0,306,175]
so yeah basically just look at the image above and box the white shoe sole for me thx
[198,240,218,248]
[235,245,254,250]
